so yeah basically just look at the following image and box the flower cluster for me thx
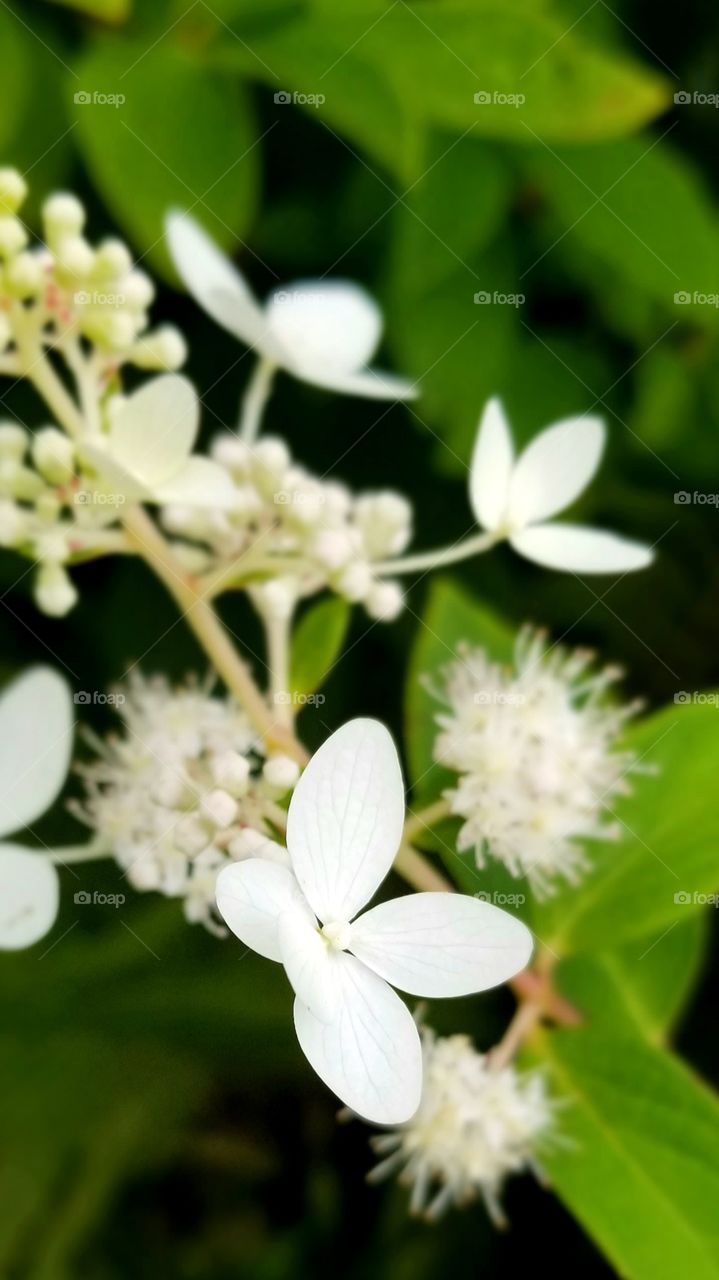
[162,432,412,620]
[433,629,638,895]
[369,1025,554,1222]
[0,169,185,370]
[72,673,300,932]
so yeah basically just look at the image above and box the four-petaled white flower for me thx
[470,398,653,573]
[82,374,236,507]
[0,667,73,949]
[166,212,417,402]
[216,718,533,1124]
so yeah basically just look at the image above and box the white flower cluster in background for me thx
[433,630,638,895]
[369,1025,554,1222]
[162,433,412,621]
[0,169,185,370]
[73,673,299,932]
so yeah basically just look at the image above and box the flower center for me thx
[321,919,352,951]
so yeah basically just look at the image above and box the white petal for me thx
[154,457,239,508]
[278,910,345,1022]
[80,441,148,502]
[508,415,605,527]
[0,667,73,837]
[166,211,268,348]
[266,280,381,379]
[108,375,198,487]
[0,844,59,949]
[293,954,422,1123]
[510,522,654,573]
[469,397,514,531]
[350,892,533,997]
[285,719,405,923]
[291,364,418,401]
[215,858,314,961]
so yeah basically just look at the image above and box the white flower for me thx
[0,667,73,948]
[216,719,533,1124]
[369,1025,555,1222]
[81,375,236,507]
[434,629,637,895]
[166,212,417,401]
[75,674,293,932]
[470,398,653,573]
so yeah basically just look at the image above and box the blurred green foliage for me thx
[1,0,718,1276]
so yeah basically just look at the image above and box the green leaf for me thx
[524,139,719,323]
[73,40,258,271]
[533,697,719,952]
[42,0,132,21]
[231,2,668,145]
[0,9,32,152]
[535,1028,719,1280]
[405,577,515,794]
[290,596,350,696]
[556,912,709,1043]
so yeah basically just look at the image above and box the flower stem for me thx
[393,843,454,893]
[50,839,109,865]
[374,530,500,576]
[240,357,276,443]
[403,797,451,845]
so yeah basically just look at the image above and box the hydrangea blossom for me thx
[162,433,411,620]
[73,674,300,932]
[433,629,638,895]
[216,719,533,1122]
[369,1024,555,1221]
[166,211,417,403]
[0,667,73,948]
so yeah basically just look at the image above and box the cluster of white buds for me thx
[369,1025,555,1222]
[433,629,639,895]
[162,433,412,621]
[0,420,131,615]
[71,673,300,932]
[0,168,185,371]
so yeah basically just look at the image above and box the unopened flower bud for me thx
[121,270,154,310]
[200,788,239,829]
[55,235,95,278]
[262,754,300,793]
[32,427,75,485]
[366,579,404,621]
[0,424,28,461]
[5,250,44,298]
[128,325,187,370]
[309,527,357,571]
[0,216,28,258]
[93,239,133,280]
[82,310,137,350]
[0,169,27,214]
[34,562,78,616]
[43,193,85,240]
[210,750,250,796]
[0,499,26,546]
[175,815,209,856]
[336,560,372,602]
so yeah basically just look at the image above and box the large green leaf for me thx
[72,40,258,271]
[534,1028,719,1280]
[556,912,709,1043]
[0,9,32,152]
[534,697,719,952]
[226,2,668,144]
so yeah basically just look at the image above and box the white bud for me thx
[0,216,28,258]
[210,750,250,796]
[150,770,188,809]
[309,527,357,571]
[34,490,62,522]
[0,312,11,351]
[252,437,291,496]
[34,527,71,561]
[129,858,162,891]
[32,427,75,485]
[0,168,27,214]
[175,814,209,856]
[227,827,267,859]
[128,326,187,370]
[366,579,404,621]
[93,238,133,279]
[0,499,26,546]
[4,464,45,502]
[253,576,297,621]
[120,270,154,310]
[262,754,300,793]
[55,235,95,278]
[34,563,78,616]
[81,310,137,350]
[43,193,85,240]
[200,788,239,829]
[0,424,28,461]
[210,433,251,475]
[4,251,44,298]
[355,491,413,557]
[336,559,372,602]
